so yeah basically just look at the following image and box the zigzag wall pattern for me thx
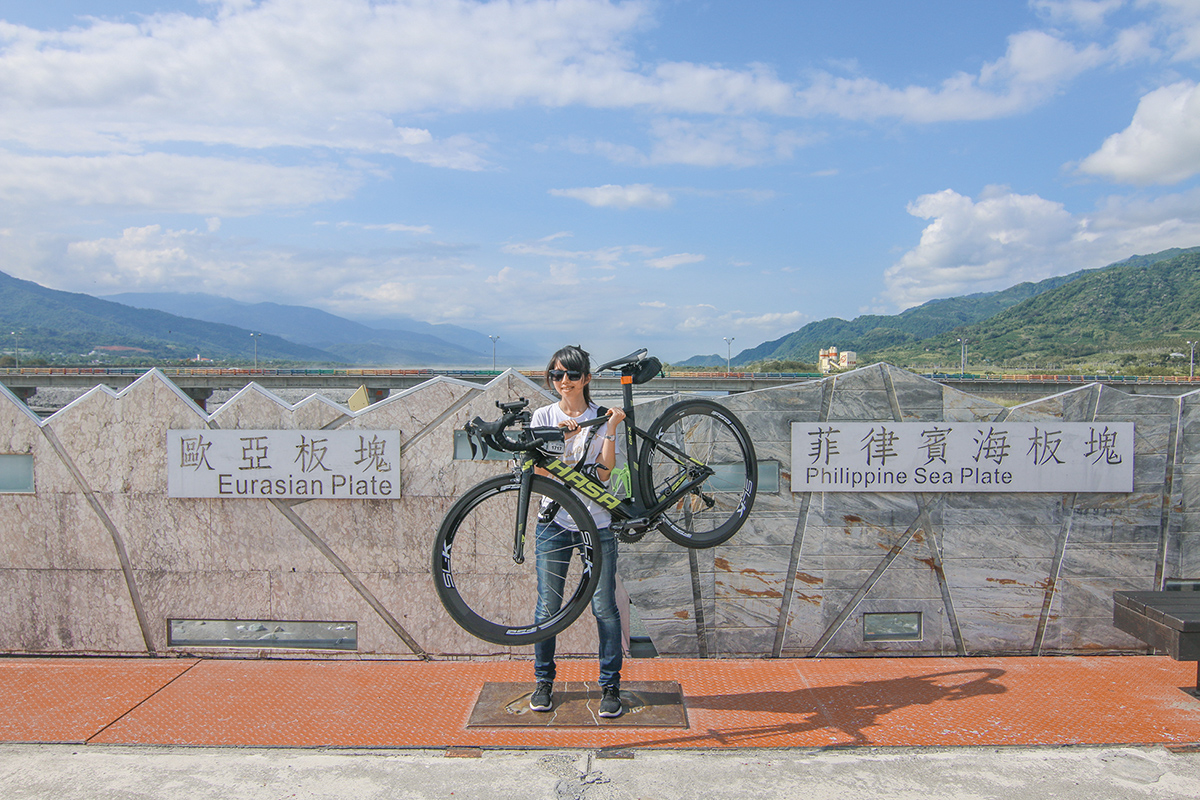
[0,364,1195,659]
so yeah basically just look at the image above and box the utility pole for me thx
[723,337,735,374]
[250,332,262,370]
[1189,341,1196,379]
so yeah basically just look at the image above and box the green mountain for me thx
[0,270,338,363]
[873,249,1200,370]
[678,246,1200,369]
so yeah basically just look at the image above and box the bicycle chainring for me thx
[617,527,648,544]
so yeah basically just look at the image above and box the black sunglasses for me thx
[548,369,585,382]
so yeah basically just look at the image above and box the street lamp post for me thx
[9,331,18,369]
[1189,341,1196,379]
[957,338,968,377]
[250,333,262,370]
[723,337,735,374]
[489,335,500,371]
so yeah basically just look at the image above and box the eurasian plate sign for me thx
[168,430,400,499]
[791,422,1134,493]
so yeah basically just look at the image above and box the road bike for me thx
[432,349,758,645]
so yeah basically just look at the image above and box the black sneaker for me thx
[529,681,553,712]
[598,684,623,718]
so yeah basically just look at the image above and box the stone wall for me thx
[0,364,1195,659]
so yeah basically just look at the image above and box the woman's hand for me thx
[605,407,626,434]
[557,417,581,438]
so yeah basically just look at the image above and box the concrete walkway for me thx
[1,655,1198,798]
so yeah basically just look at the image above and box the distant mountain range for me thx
[0,269,536,365]
[8,245,1200,369]
[678,246,1200,368]
[105,292,537,366]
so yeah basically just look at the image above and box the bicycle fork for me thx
[512,454,535,565]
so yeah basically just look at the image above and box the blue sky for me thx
[3,1,1200,363]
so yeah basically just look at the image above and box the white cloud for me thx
[1031,0,1124,29]
[800,30,1108,122]
[338,221,433,234]
[588,118,816,167]
[646,253,705,270]
[675,307,807,335]
[1077,80,1200,184]
[885,185,1200,308]
[0,0,796,151]
[549,184,674,209]
[502,237,655,269]
[0,151,359,214]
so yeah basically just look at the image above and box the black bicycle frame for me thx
[505,373,714,564]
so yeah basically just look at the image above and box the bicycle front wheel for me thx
[638,398,758,548]
[432,474,602,646]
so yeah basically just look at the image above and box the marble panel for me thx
[1134,454,1169,488]
[866,561,943,599]
[955,608,1040,655]
[940,526,1060,560]
[0,395,43,454]
[1055,574,1149,620]
[828,365,887,392]
[889,371,946,408]
[724,381,827,411]
[1095,389,1177,419]
[713,596,785,630]
[268,570,423,656]
[1058,543,1160,580]
[827,391,894,422]
[1042,614,1148,653]
[0,568,147,654]
[202,498,334,575]
[0,493,123,571]
[714,542,794,573]
[714,568,789,604]
[942,389,1007,422]
[800,524,917,559]
[284,497,435,576]
[800,493,922,528]
[640,622,701,657]
[778,594,835,655]
[741,411,826,447]
[1006,396,1066,421]
[345,380,473,439]
[943,493,1066,527]
[942,558,1054,597]
[710,625,778,656]
[714,514,801,548]
[287,395,348,431]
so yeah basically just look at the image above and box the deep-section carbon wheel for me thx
[432,474,601,645]
[638,398,757,548]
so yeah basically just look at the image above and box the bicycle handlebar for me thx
[463,399,611,457]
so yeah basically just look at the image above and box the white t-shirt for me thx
[531,400,621,530]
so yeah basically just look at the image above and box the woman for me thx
[528,345,627,718]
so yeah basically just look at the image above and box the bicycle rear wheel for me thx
[432,474,601,646]
[638,398,757,548]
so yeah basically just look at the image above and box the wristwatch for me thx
[603,434,616,441]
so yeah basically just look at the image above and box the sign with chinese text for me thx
[168,430,400,499]
[791,422,1133,493]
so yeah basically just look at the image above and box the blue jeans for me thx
[533,521,622,687]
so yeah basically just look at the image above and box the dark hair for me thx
[545,344,593,404]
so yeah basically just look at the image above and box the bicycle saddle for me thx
[596,348,649,372]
